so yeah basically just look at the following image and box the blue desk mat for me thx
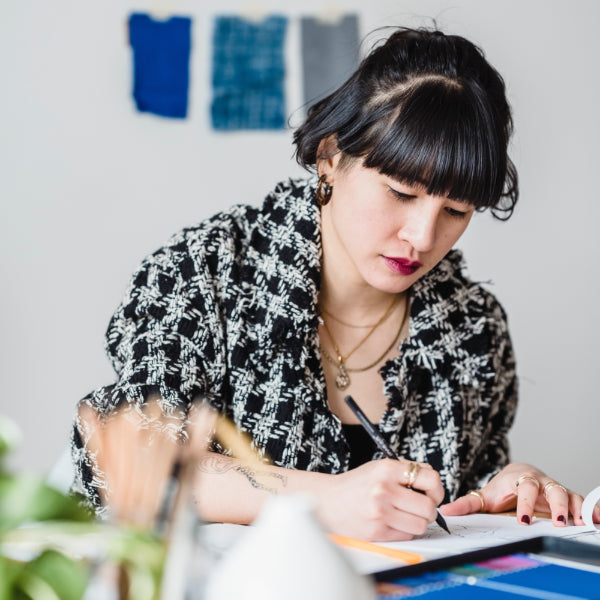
[376,553,600,599]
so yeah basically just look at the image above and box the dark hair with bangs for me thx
[293,28,518,220]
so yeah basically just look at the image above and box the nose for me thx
[398,203,438,253]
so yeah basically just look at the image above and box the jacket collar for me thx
[248,178,492,385]
[245,177,322,349]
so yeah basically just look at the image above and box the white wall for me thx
[2,0,599,496]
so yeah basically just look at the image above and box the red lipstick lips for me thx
[383,257,423,275]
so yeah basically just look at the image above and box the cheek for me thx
[431,220,471,258]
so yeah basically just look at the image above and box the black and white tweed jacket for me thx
[73,177,517,503]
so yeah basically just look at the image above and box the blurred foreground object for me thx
[205,494,376,600]
[77,398,214,529]
[0,414,164,600]
[0,404,223,600]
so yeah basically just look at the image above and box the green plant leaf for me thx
[0,416,22,464]
[16,550,88,600]
[0,554,25,600]
[0,474,92,530]
[3,522,166,600]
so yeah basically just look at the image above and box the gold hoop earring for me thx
[316,174,333,206]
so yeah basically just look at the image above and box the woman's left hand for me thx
[440,462,597,527]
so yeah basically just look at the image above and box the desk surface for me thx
[200,513,600,576]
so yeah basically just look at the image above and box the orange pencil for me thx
[329,534,422,564]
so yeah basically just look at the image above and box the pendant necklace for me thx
[319,295,408,390]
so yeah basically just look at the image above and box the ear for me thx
[316,135,341,180]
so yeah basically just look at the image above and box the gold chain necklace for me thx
[319,295,408,390]
[320,308,380,329]
[320,295,398,362]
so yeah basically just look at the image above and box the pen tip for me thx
[436,513,451,534]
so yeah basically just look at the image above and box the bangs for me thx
[356,79,507,209]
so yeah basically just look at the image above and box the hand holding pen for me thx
[344,395,450,534]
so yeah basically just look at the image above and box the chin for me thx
[364,272,415,295]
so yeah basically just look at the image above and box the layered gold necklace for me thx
[319,294,409,390]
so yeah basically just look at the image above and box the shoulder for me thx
[409,249,512,373]
[412,249,508,325]
[403,250,515,400]
[135,177,319,282]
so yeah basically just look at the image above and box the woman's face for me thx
[320,157,475,295]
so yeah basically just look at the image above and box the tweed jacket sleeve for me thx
[71,205,263,501]
[460,294,518,492]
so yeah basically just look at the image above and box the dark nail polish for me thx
[557,515,566,523]
[521,515,530,524]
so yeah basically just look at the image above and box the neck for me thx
[319,208,399,322]
[319,271,398,320]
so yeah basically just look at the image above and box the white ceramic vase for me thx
[204,494,376,600]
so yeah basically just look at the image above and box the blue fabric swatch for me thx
[129,13,191,118]
[211,16,287,130]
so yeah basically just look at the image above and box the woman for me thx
[73,27,591,541]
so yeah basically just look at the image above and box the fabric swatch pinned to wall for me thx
[211,15,288,130]
[300,14,360,110]
[128,13,192,118]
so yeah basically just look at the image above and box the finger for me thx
[440,494,481,517]
[404,462,445,506]
[385,507,432,537]
[543,483,570,527]
[390,486,438,524]
[366,524,415,543]
[370,485,433,538]
[515,478,539,525]
[569,493,585,526]
[594,504,600,524]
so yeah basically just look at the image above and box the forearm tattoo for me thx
[197,454,288,494]
[197,454,236,474]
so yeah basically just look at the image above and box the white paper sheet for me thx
[352,513,600,574]
[199,513,600,576]
[199,485,600,577]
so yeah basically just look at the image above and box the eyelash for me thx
[389,188,414,202]
[389,188,469,219]
[445,207,469,219]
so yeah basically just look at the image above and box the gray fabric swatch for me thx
[300,14,360,110]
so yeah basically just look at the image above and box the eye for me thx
[388,186,416,202]
[445,206,469,219]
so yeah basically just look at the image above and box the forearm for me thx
[193,452,445,542]
[193,452,331,525]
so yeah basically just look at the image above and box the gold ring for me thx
[515,474,540,491]
[543,481,568,502]
[404,461,421,487]
[467,489,486,512]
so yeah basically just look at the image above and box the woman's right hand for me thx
[315,458,445,542]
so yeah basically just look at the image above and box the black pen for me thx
[344,394,450,534]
